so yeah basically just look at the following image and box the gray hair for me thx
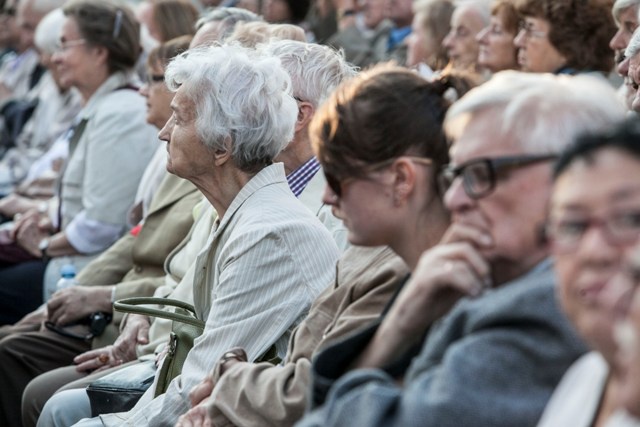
[612,0,640,26]
[195,6,262,40]
[445,71,626,154]
[453,0,492,25]
[34,7,64,54]
[626,26,640,58]
[264,40,357,107]
[164,44,298,171]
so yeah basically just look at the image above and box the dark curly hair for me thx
[517,0,616,72]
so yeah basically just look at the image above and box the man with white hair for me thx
[297,72,626,427]
[269,40,355,249]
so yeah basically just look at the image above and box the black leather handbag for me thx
[85,359,156,417]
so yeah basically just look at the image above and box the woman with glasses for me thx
[537,119,640,427]
[314,64,474,265]
[514,0,616,74]
[0,0,157,326]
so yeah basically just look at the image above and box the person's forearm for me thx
[47,231,82,257]
[210,360,311,427]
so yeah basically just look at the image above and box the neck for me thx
[191,166,255,220]
[489,250,548,287]
[393,200,450,270]
[276,134,315,175]
[78,68,111,103]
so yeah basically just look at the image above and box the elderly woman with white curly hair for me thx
[71,44,341,427]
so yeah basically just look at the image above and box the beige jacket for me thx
[207,245,409,427]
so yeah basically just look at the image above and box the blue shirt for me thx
[286,157,321,198]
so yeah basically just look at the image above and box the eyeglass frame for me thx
[545,209,640,253]
[324,156,433,199]
[517,20,548,40]
[438,153,558,200]
[55,38,87,52]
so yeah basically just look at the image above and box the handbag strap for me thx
[114,297,204,328]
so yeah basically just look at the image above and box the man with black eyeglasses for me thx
[297,71,626,427]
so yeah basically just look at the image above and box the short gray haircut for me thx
[195,6,262,40]
[626,27,640,58]
[445,71,626,154]
[264,40,357,107]
[164,44,298,171]
[612,0,640,26]
[34,7,64,54]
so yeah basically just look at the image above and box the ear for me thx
[213,136,233,166]
[390,158,417,206]
[294,101,315,134]
[93,44,109,64]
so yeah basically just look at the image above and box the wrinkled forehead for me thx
[551,148,640,211]
[447,109,521,164]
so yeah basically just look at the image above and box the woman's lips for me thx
[579,281,607,305]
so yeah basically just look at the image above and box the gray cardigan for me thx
[298,259,587,427]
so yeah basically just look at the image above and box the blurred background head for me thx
[406,0,455,70]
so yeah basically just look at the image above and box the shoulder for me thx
[537,352,608,427]
[337,246,408,297]
[428,263,586,359]
[97,87,146,113]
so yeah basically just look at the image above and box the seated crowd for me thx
[0,0,640,426]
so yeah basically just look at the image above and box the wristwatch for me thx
[38,237,50,261]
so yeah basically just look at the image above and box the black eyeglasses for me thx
[325,156,433,198]
[438,154,557,199]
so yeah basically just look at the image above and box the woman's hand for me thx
[354,222,493,369]
[12,209,52,256]
[0,193,41,218]
[47,286,112,326]
[111,314,150,363]
[175,399,211,427]
[386,222,493,338]
[189,373,215,408]
[73,346,124,373]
